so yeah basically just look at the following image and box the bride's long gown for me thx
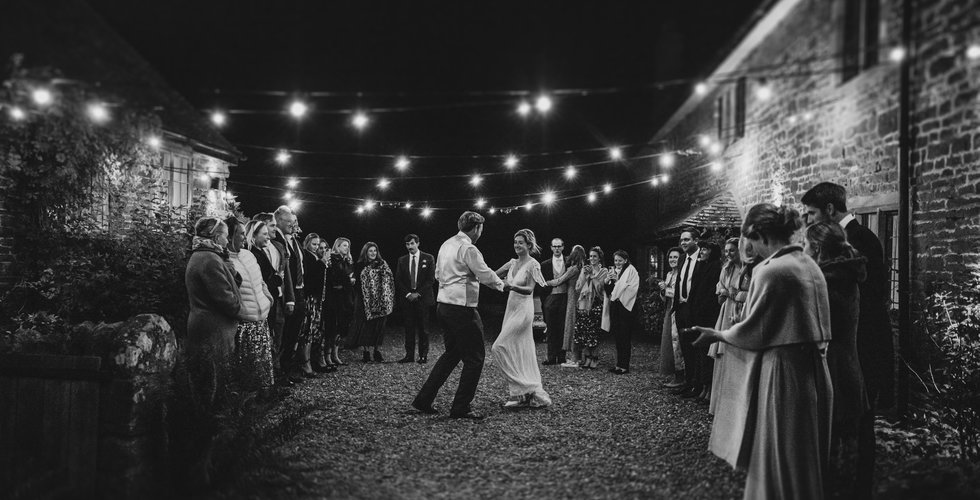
[491,258,552,407]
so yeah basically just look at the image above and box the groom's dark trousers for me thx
[413,303,485,415]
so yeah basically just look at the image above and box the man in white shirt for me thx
[412,211,513,420]
[540,238,571,365]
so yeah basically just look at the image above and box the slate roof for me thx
[0,0,240,162]
[652,191,743,236]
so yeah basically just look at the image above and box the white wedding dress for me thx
[491,258,552,407]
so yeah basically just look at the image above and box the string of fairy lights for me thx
[4,33,980,217]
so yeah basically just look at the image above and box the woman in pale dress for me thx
[707,238,743,414]
[558,245,587,368]
[491,229,552,409]
[692,204,833,500]
[658,247,685,387]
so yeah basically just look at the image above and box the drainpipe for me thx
[896,0,913,419]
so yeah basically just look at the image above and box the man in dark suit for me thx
[250,213,296,386]
[672,228,722,399]
[272,206,308,382]
[539,238,572,365]
[396,233,436,364]
[803,181,895,500]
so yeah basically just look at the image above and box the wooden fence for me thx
[0,353,102,499]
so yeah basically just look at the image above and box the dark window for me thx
[716,96,725,140]
[858,210,899,310]
[842,0,880,82]
[735,77,746,139]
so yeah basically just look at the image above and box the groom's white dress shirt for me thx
[436,231,505,307]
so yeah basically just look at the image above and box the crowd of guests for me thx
[183,181,893,498]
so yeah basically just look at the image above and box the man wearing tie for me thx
[540,238,572,365]
[272,206,307,382]
[396,234,436,364]
[672,228,718,398]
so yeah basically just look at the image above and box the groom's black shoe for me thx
[412,401,438,414]
[449,410,485,420]
[417,356,427,364]
[397,356,414,363]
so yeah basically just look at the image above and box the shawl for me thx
[718,245,832,350]
[360,259,395,320]
[601,264,640,331]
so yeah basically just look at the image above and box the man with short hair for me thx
[412,211,513,420]
[272,206,308,382]
[802,181,895,500]
[396,233,436,364]
[540,238,572,365]
[672,228,720,400]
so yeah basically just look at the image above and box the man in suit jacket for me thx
[539,238,572,365]
[672,229,721,399]
[396,234,436,363]
[250,214,295,386]
[272,206,308,382]
[803,182,895,500]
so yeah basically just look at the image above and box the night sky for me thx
[88,0,765,267]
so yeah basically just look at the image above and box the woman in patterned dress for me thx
[574,246,609,369]
[346,242,395,362]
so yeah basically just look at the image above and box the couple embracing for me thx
[411,211,551,420]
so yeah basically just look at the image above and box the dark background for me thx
[88,0,764,270]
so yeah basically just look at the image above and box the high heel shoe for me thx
[588,357,599,369]
[362,351,371,362]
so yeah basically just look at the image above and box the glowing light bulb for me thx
[87,102,109,123]
[8,106,26,121]
[211,111,227,126]
[695,82,708,95]
[147,136,162,149]
[356,206,365,214]
[968,44,980,60]
[755,83,773,101]
[603,183,613,194]
[283,191,293,200]
[286,177,299,188]
[475,198,486,208]
[542,191,556,205]
[650,177,660,186]
[587,192,597,203]
[889,46,907,63]
[788,115,798,125]
[364,199,375,211]
[289,100,308,118]
[275,150,291,165]
[489,207,496,214]
[710,162,723,172]
[535,95,553,113]
[287,200,300,211]
[377,178,390,190]
[565,165,577,179]
[524,202,533,211]
[32,88,53,106]
[662,174,670,184]
[199,173,211,182]
[517,101,532,116]
[404,202,413,209]
[395,156,410,170]
[504,155,519,169]
[709,142,723,155]
[609,147,623,161]
[659,153,675,168]
[352,112,369,130]
[803,112,814,121]
[698,135,711,147]
[421,207,432,218]
[469,175,483,187]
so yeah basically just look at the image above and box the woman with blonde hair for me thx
[322,237,355,366]
[491,228,550,408]
[708,237,744,412]
[228,217,274,391]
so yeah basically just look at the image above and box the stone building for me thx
[634,0,980,405]
[0,0,240,289]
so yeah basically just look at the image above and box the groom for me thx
[412,211,512,420]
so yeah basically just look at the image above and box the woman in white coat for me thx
[602,250,640,374]
[233,217,275,392]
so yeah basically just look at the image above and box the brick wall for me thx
[638,0,980,300]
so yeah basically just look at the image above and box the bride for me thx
[491,228,553,409]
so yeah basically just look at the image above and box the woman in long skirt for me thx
[346,242,395,362]
[559,245,586,367]
[708,238,743,414]
[574,246,609,369]
[693,204,833,500]
[658,247,684,386]
[232,218,275,391]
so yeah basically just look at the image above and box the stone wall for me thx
[637,0,980,297]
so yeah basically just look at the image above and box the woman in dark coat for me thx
[805,221,869,499]
[322,237,355,366]
[301,233,336,373]
[182,216,242,485]
[346,242,395,362]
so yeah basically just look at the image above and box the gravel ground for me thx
[209,321,746,500]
